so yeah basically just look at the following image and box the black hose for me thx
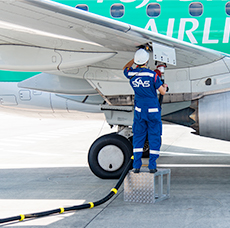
[159,94,164,106]
[0,156,134,225]
[159,78,169,107]
[159,78,164,107]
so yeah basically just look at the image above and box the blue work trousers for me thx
[132,107,162,170]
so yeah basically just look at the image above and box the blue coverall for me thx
[124,66,163,170]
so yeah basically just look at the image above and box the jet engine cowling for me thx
[162,91,230,141]
[197,91,230,141]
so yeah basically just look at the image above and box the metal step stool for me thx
[124,168,171,203]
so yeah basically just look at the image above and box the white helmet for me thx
[134,49,149,65]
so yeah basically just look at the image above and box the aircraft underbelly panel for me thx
[164,69,191,94]
[191,73,230,94]
[88,80,133,96]
[190,59,229,80]
[18,73,98,95]
[0,95,17,106]
[67,99,102,113]
[85,67,133,96]
[0,82,103,114]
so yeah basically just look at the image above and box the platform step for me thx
[124,168,171,204]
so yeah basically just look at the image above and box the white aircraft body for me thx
[0,0,230,178]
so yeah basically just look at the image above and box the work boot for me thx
[133,168,140,173]
[149,169,157,173]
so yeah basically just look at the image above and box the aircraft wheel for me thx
[88,133,133,179]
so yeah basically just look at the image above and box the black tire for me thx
[88,133,133,179]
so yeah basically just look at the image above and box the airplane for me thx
[0,0,230,179]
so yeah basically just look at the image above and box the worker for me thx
[123,49,168,173]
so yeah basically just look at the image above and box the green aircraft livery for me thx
[1,0,230,82]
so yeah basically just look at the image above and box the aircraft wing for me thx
[0,0,225,72]
[1,0,230,143]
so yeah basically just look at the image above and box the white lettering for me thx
[223,17,230,43]
[202,18,219,44]
[145,19,158,33]
[132,78,150,87]
[136,0,149,9]
[144,17,228,44]
[167,18,175,37]
[120,0,136,2]
[178,18,198,44]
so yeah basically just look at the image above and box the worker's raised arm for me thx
[123,59,134,71]
[158,84,168,95]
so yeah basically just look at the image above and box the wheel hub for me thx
[98,145,124,171]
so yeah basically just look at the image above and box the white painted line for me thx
[158,164,230,167]
[0,199,85,226]
[0,142,20,147]
[33,135,60,139]
[160,152,203,156]
[160,151,230,156]
[14,136,48,141]
[0,164,88,169]
[1,150,63,156]
[1,139,35,144]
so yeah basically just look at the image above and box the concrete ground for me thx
[0,111,230,227]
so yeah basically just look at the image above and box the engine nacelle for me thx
[198,91,230,141]
[162,91,230,141]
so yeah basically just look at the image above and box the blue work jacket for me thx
[124,66,163,111]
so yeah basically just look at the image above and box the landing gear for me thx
[88,133,133,179]
[128,136,149,158]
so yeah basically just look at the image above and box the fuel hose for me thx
[0,156,134,225]
[159,92,164,107]
[156,64,168,106]
[159,78,165,106]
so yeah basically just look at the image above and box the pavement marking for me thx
[0,199,85,227]
[0,143,20,147]
[158,164,230,167]
[13,136,49,141]
[0,150,63,156]
[0,139,34,144]
[160,151,230,156]
[0,164,88,169]
[160,152,204,156]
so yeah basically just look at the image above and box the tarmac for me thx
[1,111,230,228]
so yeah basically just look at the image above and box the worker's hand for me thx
[163,84,169,92]
[123,59,134,71]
